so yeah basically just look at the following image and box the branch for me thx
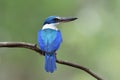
[0,42,103,80]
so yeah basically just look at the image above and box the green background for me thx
[0,0,120,80]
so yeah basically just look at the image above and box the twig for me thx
[0,42,103,80]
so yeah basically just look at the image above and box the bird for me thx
[38,16,77,73]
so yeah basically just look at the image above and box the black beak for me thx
[58,17,78,22]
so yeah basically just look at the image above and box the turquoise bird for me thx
[38,16,77,73]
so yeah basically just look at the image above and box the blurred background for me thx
[0,0,120,80]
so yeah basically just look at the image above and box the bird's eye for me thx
[53,18,59,21]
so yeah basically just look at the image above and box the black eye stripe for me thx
[53,18,59,21]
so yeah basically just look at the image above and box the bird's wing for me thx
[51,30,62,51]
[38,29,62,53]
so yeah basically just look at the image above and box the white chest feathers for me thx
[42,23,59,30]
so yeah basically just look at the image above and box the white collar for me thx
[42,23,59,30]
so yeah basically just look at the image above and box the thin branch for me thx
[0,42,103,80]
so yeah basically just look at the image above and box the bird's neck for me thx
[42,23,59,30]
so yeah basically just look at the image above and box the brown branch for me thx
[0,42,103,80]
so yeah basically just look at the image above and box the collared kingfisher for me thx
[38,16,77,73]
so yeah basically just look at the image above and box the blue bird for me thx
[38,16,77,73]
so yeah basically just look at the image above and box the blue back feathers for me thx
[38,29,62,53]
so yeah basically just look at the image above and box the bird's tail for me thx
[45,53,56,73]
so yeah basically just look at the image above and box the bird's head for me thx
[43,16,77,25]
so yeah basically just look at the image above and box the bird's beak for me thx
[58,17,78,22]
